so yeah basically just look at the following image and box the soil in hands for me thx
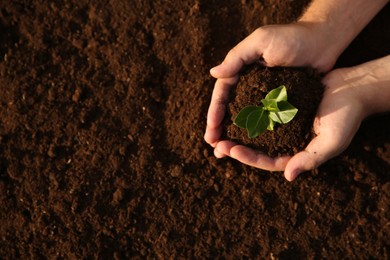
[1,1,390,259]
[225,63,324,157]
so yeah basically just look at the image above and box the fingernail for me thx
[210,64,221,74]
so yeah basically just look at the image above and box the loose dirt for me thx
[1,1,389,258]
[226,64,323,157]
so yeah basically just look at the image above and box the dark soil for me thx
[1,0,389,259]
[225,64,323,157]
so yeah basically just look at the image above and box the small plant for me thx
[234,85,298,138]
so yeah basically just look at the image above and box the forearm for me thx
[336,55,390,116]
[299,0,389,61]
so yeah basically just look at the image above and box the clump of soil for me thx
[225,63,324,157]
[1,1,390,259]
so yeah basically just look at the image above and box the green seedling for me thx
[234,85,298,138]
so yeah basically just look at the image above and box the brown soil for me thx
[1,1,389,259]
[225,64,323,157]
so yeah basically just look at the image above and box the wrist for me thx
[358,56,390,116]
[330,55,390,117]
[297,0,389,71]
[294,20,339,72]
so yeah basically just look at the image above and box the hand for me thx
[205,23,337,148]
[212,55,390,181]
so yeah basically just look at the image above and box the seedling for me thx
[234,85,298,138]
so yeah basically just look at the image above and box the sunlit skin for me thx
[204,0,390,181]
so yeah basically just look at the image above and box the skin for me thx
[204,0,390,181]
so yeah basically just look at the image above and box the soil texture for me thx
[1,0,390,259]
[226,64,323,157]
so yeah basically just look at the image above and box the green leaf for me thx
[234,85,297,137]
[269,101,298,124]
[269,111,283,124]
[234,106,259,128]
[265,85,287,102]
[267,118,275,130]
[246,109,270,138]
[261,99,279,111]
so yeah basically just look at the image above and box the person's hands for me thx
[204,0,390,180]
[205,22,337,149]
[212,55,390,181]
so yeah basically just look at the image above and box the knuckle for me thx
[253,27,265,36]
[226,47,240,60]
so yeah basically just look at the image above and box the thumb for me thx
[284,150,322,182]
[284,85,364,181]
[210,28,271,78]
[284,133,347,181]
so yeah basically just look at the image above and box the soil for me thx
[1,0,389,259]
[225,64,323,157]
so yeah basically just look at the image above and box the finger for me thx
[215,141,291,172]
[283,76,365,181]
[205,76,238,145]
[207,77,237,127]
[210,28,271,78]
[204,124,221,147]
[284,133,343,181]
[213,147,227,158]
[214,140,236,156]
